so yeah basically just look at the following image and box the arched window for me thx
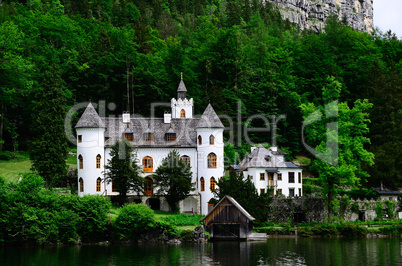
[209,135,215,145]
[96,177,101,192]
[198,135,202,145]
[96,154,101,169]
[78,155,83,169]
[200,177,205,191]
[143,156,153,172]
[180,155,190,167]
[79,178,84,192]
[144,177,153,195]
[210,177,216,191]
[207,153,217,168]
[180,109,186,118]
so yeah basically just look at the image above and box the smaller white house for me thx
[230,145,303,197]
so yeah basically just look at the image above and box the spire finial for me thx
[181,72,183,80]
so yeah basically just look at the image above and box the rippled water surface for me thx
[1,238,402,265]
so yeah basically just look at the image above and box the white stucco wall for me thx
[171,98,194,119]
[196,127,224,215]
[76,127,105,196]
[243,167,303,197]
[103,147,199,197]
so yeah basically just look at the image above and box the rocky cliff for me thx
[266,0,373,32]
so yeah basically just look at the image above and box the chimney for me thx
[164,112,171,124]
[251,146,256,152]
[271,146,278,152]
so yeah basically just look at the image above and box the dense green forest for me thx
[0,0,401,189]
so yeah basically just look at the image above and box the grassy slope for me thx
[0,152,77,183]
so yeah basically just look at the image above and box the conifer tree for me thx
[30,67,68,189]
[104,140,144,206]
[154,150,194,212]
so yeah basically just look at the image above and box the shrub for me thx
[375,201,384,220]
[0,174,110,245]
[311,224,338,237]
[337,224,368,237]
[298,227,313,237]
[0,151,15,161]
[380,225,402,236]
[113,204,161,240]
[384,200,396,219]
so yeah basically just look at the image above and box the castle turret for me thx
[171,76,193,119]
[75,103,106,196]
[196,104,224,214]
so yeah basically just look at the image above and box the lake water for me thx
[1,238,402,265]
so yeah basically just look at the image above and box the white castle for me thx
[75,78,224,215]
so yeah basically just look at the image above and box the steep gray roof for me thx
[375,188,401,195]
[238,145,294,169]
[177,79,187,92]
[103,117,200,147]
[76,103,106,128]
[196,104,224,128]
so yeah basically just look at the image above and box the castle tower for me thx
[171,76,193,119]
[196,104,224,214]
[75,103,105,196]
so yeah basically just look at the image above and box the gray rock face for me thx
[266,0,373,32]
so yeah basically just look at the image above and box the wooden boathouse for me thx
[200,195,257,240]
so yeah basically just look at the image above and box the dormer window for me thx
[165,133,176,142]
[123,127,134,142]
[265,155,271,162]
[165,127,176,142]
[125,133,134,141]
[143,133,153,142]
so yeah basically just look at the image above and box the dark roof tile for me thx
[76,103,105,128]
[196,104,224,128]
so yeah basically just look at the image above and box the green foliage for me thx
[0,0,400,200]
[160,213,203,226]
[113,203,178,240]
[300,77,374,219]
[337,224,368,237]
[0,151,15,161]
[384,200,396,219]
[379,224,402,236]
[0,173,111,245]
[30,66,68,189]
[214,171,272,221]
[375,201,384,220]
[103,140,144,206]
[351,203,360,213]
[154,150,194,212]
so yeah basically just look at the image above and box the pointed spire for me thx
[177,74,187,99]
[75,103,105,128]
[196,104,224,128]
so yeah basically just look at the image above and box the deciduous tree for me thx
[300,77,374,220]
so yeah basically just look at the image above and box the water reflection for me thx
[1,238,401,265]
